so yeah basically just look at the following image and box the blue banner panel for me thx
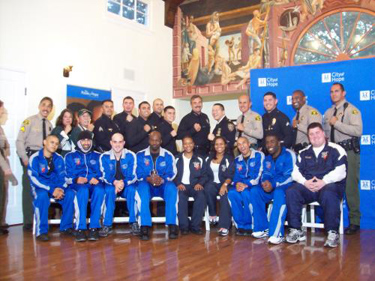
[67,85,111,101]
[250,58,375,229]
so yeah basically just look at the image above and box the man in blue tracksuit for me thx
[99,132,138,237]
[286,122,347,248]
[28,135,75,241]
[250,133,295,244]
[228,136,264,236]
[65,131,105,242]
[136,131,178,240]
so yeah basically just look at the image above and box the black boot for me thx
[140,226,150,241]
[168,225,179,239]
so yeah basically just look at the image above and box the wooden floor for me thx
[1,225,374,281]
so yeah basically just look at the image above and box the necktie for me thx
[330,108,337,142]
[42,118,47,141]
[238,115,245,137]
[292,110,300,145]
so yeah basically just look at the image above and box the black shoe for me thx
[190,228,203,235]
[235,228,252,236]
[36,233,50,242]
[87,228,100,241]
[99,226,113,237]
[75,230,87,242]
[60,228,76,237]
[345,224,360,235]
[181,229,189,235]
[0,228,9,235]
[139,226,150,241]
[168,225,179,239]
[23,224,33,232]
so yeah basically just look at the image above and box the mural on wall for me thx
[173,0,375,99]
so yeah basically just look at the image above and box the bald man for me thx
[148,98,164,129]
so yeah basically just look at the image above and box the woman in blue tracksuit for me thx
[204,136,234,236]
[175,136,207,235]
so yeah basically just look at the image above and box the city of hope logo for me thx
[361,135,375,145]
[360,90,375,101]
[258,77,278,87]
[360,180,375,190]
[321,72,345,83]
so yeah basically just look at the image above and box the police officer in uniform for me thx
[113,96,137,148]
[262,92,293,150]
[291,90,322,153]
[157,106,178,155]
[236,94,263,149]
[177,95,211,157]
[93,100,120,153]
[16,97,53,231]
[208,103,236,152]
[148,98,164,129]
[323,83,362,235]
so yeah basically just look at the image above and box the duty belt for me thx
[337,137,360,154]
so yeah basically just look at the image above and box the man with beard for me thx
[65,131,105,242]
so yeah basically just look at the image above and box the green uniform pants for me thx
[346,150,361,226]
[22,163,34,225]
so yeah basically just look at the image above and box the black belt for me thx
[337,137,360,154]
[26,148,39,157]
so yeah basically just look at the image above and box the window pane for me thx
[137,1,148,14]
[137,12,147,25]
[123,5,135,20]
[342,12,359,48]
[108,1,121,15]
[294,49,330,64]
[352,44,375,58]
[123,0,135,8]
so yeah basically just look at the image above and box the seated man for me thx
[99,133,138,237]
[65,131,105,242]
[228,136,264,236]
[250,133,295,244]
[136,131,178,240]
[175,136,207,235]
[286,122,347,248]
[28,135,75,241]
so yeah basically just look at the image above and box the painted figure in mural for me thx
[215,55,235,85]
[206,11,221,73]
[301,0,325,22]
[229,48,262,89]
[182,43,192,72]
[225,37,236,63]
[187,16,198,52]
[246,10,268,55]
[235,37,242,61]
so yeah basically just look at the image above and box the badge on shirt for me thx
[236,164,243,171]
[160,161,166,167]
[228,123,234,132]
[352,109,359,115]
[23,119,30,126]
[255,115,261,121]
[144,159,150,166]
[321,151,328,161]
[311,110,318,116]
[193,161,201,170]
[272,118,276,126]
[98,126,104,132]
[74,158,81,165]
[40,164,46,173]
[108,128,113,132]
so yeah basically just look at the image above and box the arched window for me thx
[292,9,375,65]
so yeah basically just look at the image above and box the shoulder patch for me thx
[255,115,261,121]
[311,110,318,115]
[23,119,30,126]
[352,109,359,115]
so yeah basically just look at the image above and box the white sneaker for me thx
[268,236,285,245]
[324,230,340,248]
[286,228,306,244]
[252,229,269,239]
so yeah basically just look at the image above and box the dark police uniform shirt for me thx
[262,108,293,149]
[177,111,211,156]
[157,119,178,155]
[212,116,236,150]
[93,114,120,153]
[113,111,137,148]
[126,116,151,153]
[148,112,163,129]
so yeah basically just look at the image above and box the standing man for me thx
[250,133,295,244]
[208,103,236,152]
[113,96,137,147]
[99,133,138,237]
[71,108,94,146]
[28,135,75,241]
[148,98,164,129]
[126,101,152,153]
[177,95,211,157]
[323,83,362,235]
[228,136,264,236]
[16,97,53,231]
[157,106,178,155]
[236,95,263,149]
[286,123,347,247]
[135,131,178,241]
[262,92,293,149]
[291,90,322,153]
[93,100,120,153]
[65,131,105,242]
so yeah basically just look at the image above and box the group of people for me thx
[0,82,362,248]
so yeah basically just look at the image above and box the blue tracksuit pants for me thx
[136,181,178,227]
[178,184,206,231]
[228,187,252,230]
[32,187,75,236]
[102,183,137,227]
[70,183,105,230]
[250,186,288,237]
[286,182,344,232]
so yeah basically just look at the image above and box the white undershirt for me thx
[312,144,325,158]
[210,162,220,184]
[181,154,191,185]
